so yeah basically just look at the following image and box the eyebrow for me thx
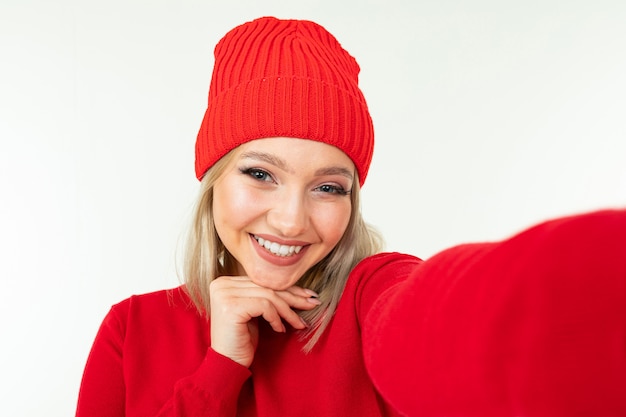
[239,151,354,181]
[240,151,289,170]
[314,166,354,181]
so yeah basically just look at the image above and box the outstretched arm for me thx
[365,209,626,417]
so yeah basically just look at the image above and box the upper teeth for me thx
[254,236,303,257]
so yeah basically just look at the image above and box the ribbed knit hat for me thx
[195,16,374,186]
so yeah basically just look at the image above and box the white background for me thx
[1,0,625,415]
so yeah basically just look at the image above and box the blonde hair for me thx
[183,150,383,352]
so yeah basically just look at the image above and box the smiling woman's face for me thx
[212,137,355,290]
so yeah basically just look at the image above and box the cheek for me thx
[314,202,352,244]
[213,181,261,232]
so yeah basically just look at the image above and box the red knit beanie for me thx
[195,16,374,186]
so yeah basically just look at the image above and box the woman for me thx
[76,16,626,417]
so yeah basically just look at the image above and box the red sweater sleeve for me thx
[76,302,127,417]
[364,209,626,416]
[76,296,251,417]
[155,349,251,417]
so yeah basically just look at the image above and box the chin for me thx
[247,269,303,291]
[252,277,298,291]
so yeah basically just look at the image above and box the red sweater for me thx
[76,252,421,417]
[76,209,626,416]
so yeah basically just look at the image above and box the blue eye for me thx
[316,184,350,195]
[240,167,273,182]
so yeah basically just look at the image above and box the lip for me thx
[249,234,309,267]
[252,233,309,247]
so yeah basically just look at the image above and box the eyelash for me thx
[316,184,350,196]
[239,167,351,196]
[240,167,273,182]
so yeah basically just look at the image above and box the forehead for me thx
[235,137,355,170]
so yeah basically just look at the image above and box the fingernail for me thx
[306,297,322,306]
[300,316,310,328]
[304,289,319,298]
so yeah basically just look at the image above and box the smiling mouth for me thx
[253,235,304,257]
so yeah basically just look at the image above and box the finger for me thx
[243,287,310,330]
[239,294,303,332]
[248,298,286,333]
[278,287,322,310]
[212,283,300,331]
[211,278,314,330]
[239,289,307,331]
[284,286,320,299]
[227,276,320,305]
[281,285,321,302]
[214,278,319,312]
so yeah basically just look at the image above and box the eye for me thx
[315,184,350,195]
[240,167,274,183]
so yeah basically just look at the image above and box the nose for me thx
[266,189,309,237]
